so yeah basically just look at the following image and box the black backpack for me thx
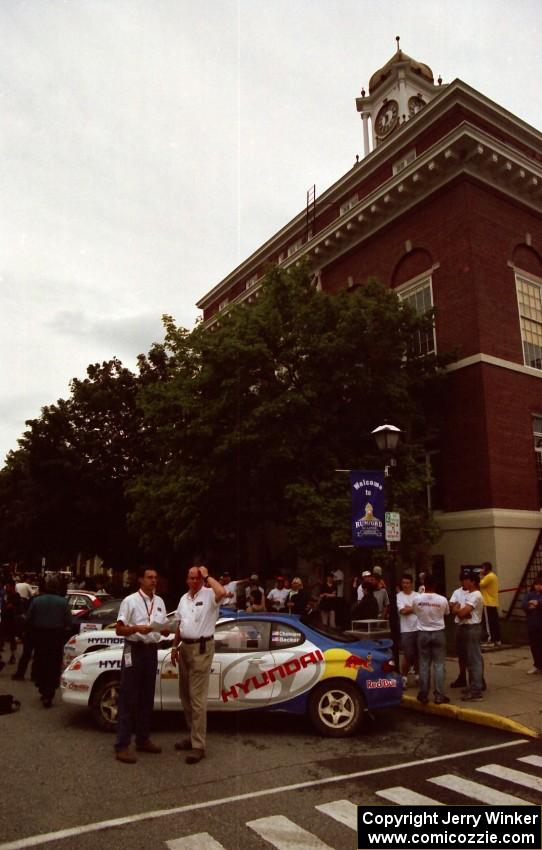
[0,694,21,714]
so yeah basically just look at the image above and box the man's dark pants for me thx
[115,642,158,751]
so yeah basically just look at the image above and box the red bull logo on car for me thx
[344,652,373,672]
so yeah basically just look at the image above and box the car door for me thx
[267,620,324,707]
[158,619,277,712]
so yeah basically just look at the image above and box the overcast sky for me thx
[0,0,540,462]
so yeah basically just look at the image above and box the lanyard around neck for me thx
[138,590,154,622]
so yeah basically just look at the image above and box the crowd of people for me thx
[2,558,542,759]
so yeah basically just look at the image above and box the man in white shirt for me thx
[450,571,484,701]
[15,575,33,606]
[267,576,289,612]
[171,564,226,763]
[396,573,419,686]
[413,574,450,705]
[114,566,169,764]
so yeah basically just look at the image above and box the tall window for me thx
[533,415,542,506]
[516,274,542,370]
[398,276,436,355]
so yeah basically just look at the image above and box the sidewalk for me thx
[402,643,542,738]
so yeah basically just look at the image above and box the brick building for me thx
[196,43,542,610]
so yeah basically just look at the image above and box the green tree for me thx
[0,359,147,571]
[129,264,449,571]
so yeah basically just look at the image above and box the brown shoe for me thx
[174,739,192,751]
[186,748,205,764]
[136,740,162,754]
[116,748,137,764]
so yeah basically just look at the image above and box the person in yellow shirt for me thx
[480,561,501,646]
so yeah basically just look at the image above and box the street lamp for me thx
[371,423,401,455]
[372,422,401,669]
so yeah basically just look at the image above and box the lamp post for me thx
[372,423,401,668]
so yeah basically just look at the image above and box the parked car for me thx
[70,597,123,633]
[61,613,401,737]
[63,606,176,668]
[66,590,112,617]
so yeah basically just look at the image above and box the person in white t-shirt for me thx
[450,571,484,702]
[396,573,419,686]
[413,574,450,705]
[449,575,470,690]
[266,577,289,612]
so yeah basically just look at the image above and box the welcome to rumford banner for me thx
[350,470,385,547]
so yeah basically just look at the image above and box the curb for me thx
[401,694,540,739]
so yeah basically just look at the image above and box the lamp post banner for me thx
[350,470,385,547]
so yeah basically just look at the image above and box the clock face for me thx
[375,100,399,138]
[408,95,425,117]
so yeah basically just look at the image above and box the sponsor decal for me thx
[67,682,90,691]
[344,652,373,672]
[87,636,123,645]
[366,678,398,689]
[98,659,121,669]
[220,649,324,703]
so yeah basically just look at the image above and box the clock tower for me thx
[356,37,444,156]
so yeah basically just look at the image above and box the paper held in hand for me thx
[150,619,177,633]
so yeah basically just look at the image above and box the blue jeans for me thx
[115,642,158,751]
[417,629,446,698]
[460,623,483,696]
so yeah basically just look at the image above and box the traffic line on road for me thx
[428,774,529,804]
[376,787,442,805]
[247,815,336,850]
[518,755,542,768]
[166,834,226,850]
[315,800,357,831]
[0,738,528,850]
[477,764,542,794]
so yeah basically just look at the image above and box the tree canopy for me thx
[0,265,449,576]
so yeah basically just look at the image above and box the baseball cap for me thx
[250,573,259,581]
[373,565,383,576]
[361,570,371,577]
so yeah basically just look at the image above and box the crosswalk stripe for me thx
[518,755,542,768]
[247,815,336,850]
[429,774,529,804]
[315,800,357,831]
[477,764,542,794]
[376,787,442,805]
[166,833,226,850]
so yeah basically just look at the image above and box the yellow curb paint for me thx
[401,695,539,739]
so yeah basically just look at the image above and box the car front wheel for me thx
[308,680,364,737]
[91,676,120,732]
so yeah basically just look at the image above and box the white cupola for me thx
[356,37,444,157]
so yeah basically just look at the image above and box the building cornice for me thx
[446,352,542,379]
[198,80,542,317]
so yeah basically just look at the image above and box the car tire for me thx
[91,676,120,732]
[308,679,364,737]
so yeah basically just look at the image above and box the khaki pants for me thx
[178,640,214,751]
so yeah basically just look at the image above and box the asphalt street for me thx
[1,672,541,850]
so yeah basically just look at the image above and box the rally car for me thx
[61,613,401,737]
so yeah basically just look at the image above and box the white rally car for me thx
[61,613,401,737]
[63,611,178,669]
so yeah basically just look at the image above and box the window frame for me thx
[396,273,436,356]
[515,271,542,371]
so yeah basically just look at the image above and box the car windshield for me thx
[298,614,360,643]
